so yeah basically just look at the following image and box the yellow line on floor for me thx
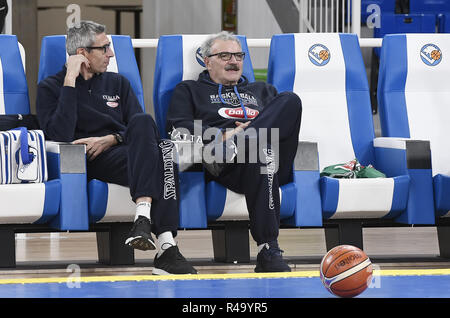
[0,271,316,285]
[376,268,450,276]
[0,268,449,285]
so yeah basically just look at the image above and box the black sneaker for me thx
[255,241,291,273]
[153,245,198,275]
[124,216,156,251]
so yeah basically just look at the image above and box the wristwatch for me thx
[113,133,123,144]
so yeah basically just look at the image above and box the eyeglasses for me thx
[207,51,246,61]
[85,43,111,54]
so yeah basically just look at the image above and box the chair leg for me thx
[437,225,450,258]
[211,221,250,263]
[0,228,16,267]
[96,223,135,265]
[324,221,364,251]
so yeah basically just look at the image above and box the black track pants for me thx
[86,113,179,237]
[208,92,302,245]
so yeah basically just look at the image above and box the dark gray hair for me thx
[66,20,106,55]
[200,31,242,58]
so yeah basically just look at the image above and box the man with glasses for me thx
[36,20,197,275]
[166,31,302,273]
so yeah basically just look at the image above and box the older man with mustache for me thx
[36,20,197,275]
[166,31,303,273]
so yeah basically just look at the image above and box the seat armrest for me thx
[286,141,322,227]
[374,137,435,224]
[374,137,431,176]
[171,140,207,228]
[46,141,86,177]
[294,141,319,171]
[45,141,89,230]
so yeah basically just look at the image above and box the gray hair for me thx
[66,20,106,55]
[200,31,242,58]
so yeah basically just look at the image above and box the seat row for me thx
[361,0,450,27]
[0,31,449,267]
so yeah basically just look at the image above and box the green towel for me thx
[320,159,386,179]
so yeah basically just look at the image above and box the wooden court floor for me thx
[2,226,450,299]
[5,226,450,275]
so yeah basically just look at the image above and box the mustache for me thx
[225,64,240,71]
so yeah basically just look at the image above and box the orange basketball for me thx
[320,245,373,297]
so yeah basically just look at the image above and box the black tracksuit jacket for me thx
[166,70,278,142]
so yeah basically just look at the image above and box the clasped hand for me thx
[72,135,116,161]
[222,121,251,141]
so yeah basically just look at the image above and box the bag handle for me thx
[13,126,33,164]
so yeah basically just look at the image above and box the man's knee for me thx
[127,113,159,139]
[129,113,157,129]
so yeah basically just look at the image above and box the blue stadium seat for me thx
[437,13,450,32]
[377,33,450,256]
[39,35,145,225]
[38,35,144,107]
[153,34,302,262]
[0,35,63,267]
[153,35,255,138]
[370,13,436,113]
[153,35,302,225]
[409,0,450,14]
[374,13,437,56]
[38,34,146,265]
[374,13,436,37]
[268,33,416,249]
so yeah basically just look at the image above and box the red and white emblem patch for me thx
[103,95,120,108]
[218,107,259,119]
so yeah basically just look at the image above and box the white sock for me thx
[135,201,151,221]
[156,231,176,258]
[257,243,269,253]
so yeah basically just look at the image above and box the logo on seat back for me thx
[196,47,206,67]
[308,44,331,66]
[420,44,442,66]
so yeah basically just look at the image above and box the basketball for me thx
[320,245,373,297]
